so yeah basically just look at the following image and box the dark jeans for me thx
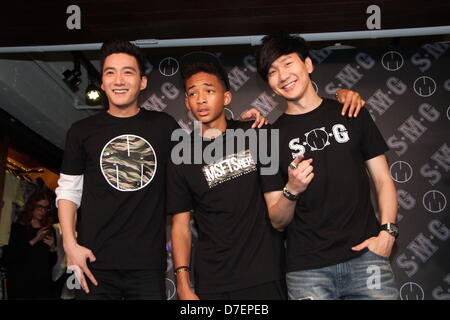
[76,269,166,300]
[198,280,287,300]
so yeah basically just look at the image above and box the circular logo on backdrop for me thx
[390,161,413,183]
[311,81,318,93]
[159,57,179,77]
[166,278,176,300]
[422,190,447,214]
[100,135,157,191]
[304,128,330,151]
[413,76,437,97]
[224,107,235,120]
[400,282,425,300]
[381,51,404,71]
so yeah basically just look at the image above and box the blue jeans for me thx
[286,250,399,300]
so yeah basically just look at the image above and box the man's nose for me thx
[278,68,289,83]
[114,73,125,85]
[197,91,206,104]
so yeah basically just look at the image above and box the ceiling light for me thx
[85,83,103,106]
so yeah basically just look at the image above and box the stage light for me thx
[63,58,81,91]
[85,83,103,106]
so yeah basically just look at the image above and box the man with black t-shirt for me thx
[54,41,267,300]
[167,52,365,300]
[55,40,180,299]
[256,32,399,300]
[167,52,286,300]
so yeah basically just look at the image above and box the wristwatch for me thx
[283,186,299,201]
[380,223,399,238]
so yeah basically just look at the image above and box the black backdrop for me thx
[139,42,450,300]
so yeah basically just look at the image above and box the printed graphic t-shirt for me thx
[167,120,284,294]
[261,99,388,272]
[60,109,179,270]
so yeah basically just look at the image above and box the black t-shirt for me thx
[167,120,284,294]
[60,109,179,270]
[261,99,388,272]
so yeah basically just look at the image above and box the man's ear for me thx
[140,76,148,91]
[305,57,314,74]
[224,91,232,106]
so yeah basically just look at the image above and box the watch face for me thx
[388,224,399,236]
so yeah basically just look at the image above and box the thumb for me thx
[352,240,369,251]
[241,110,253,119]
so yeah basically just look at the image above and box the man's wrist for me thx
[63,238,78,249]
[283,185,299,201]
[379,222,399,239]
[379,230,396,241]
[176,278,193,292]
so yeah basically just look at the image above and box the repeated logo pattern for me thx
[142,43,449,300]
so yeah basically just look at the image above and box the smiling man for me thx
[167,52,365,300]
[55,40,179,300]
[257,32,399,300]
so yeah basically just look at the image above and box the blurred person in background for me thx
[5,190,57,299]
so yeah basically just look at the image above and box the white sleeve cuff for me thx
[55,173,83,208]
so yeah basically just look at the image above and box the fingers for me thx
[301,163,314,177]
[290,158,313,179]
[352,240,369,251]
[88,251,97,263]
[87,253,98,285]
[290,159,314,190]
[68,265,89,293]
[68,249,99,293]
[296,158,313,173]
[258,114,265,128]
[349,93,359,117]
[254,113,266,128]
[241,108,267,128]
[241,108,256,120]
[340,93,350,116]
[83,265,98,287]
[353,99,365,118]
[79,268,90,293]
[336,89,346,103]
[289,154,304,169]
[241,110,252,120]
[252,112,262,128]
[305,172,314,184]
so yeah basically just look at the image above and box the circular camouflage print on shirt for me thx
[100,134,157,191]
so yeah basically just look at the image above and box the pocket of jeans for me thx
[367,249,390,260]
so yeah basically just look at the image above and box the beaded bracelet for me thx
[174,266,191,276]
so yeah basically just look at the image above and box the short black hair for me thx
[100,40,146,76]
[256,31,310,82]
[180,51,230,91]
